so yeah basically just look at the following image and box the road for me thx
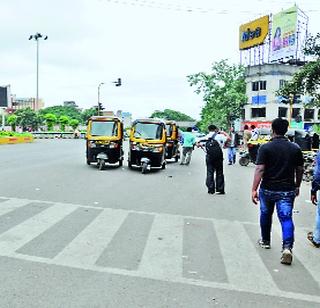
[0,139,319,308]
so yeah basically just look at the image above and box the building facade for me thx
[11,96,44,111]
[243,63,317,130]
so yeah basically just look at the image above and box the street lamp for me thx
[98,82,105,116]
[28,32,48,110]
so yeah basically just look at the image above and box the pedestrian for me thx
[197,125,226,195]
[251,118,304,265]
[251,125,259,141]
[226,126,240,165]
[180,127,196,166]
[243,124,252,150]
[308,151,320,248]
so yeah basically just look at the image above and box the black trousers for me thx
[206,157,225,193]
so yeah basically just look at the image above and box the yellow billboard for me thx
[239,15,269,50]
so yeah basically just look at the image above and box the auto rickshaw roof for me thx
[132,118,166,125]
[89,116,121,122]
[165,120,177,125]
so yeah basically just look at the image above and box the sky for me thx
[1,0,319,120]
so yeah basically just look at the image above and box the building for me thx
[242,63,317,130]
[63,101,78,108]
[11,96,44,111]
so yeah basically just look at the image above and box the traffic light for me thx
[115,78,122,87]
[98,102,105,110]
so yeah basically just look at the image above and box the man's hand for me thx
[311,194,317,206]
[252,190,259,205]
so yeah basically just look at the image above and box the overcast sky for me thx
[1,0,319,119]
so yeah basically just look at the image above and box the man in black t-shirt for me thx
[251,118,304,265]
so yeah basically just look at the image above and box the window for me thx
[251,108,266,118]
[252,81,259,91]
[259,80,267,90]
[241,109,245,120]
[278,107,287,118]
[292,108,301,119]
[304,109,314,121]
[279,79,287,89]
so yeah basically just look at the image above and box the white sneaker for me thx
[281,248,293,265]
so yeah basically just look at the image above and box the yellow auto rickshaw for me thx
[165,121,180,162]
[128,118,167,173]
[86,116,124,170]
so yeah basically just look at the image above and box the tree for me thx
[39,105,82,122]
[44,113,57,131]
[59,115,70,131]
[69,119,79,130]
[277,33,320,104]
[81,107,98,123]
[150,109,195,121]
[7,115,17,132]
[187,59,247,131]
[15,108,40,131]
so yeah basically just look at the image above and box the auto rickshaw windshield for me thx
[134,123,163,139]
[165,124,173,137]
[90,121,118,137]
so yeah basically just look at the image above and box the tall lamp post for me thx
[28,32,48,109]
[97,82,105,116]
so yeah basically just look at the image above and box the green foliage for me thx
[187,59,247,131]
[59,115,70,132]
[44,113,57,131]
[7,115,18,132]
[150,109,195,121]
[39,105,82,122]
[0,131,32,137]
[81,107,97,123]
[14,108,40,131]
[69,119,80,130]
[277,33,320,105]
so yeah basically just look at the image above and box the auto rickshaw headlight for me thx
[109,142,119,149]
[152,146,164,153]
[89,141,97,148]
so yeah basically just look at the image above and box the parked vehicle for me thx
[165,121,180,162]
[128,118,167,174]
[86,116,124,170]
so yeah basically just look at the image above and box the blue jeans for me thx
[314,196,320,244]
[227,147,236,163]
[259,188,296,249]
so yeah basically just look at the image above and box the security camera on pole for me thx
[97,78,122,116]
[28,32,48,110]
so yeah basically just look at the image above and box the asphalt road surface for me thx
[0,139,319,308]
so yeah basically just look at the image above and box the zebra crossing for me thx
[0,196,320,304]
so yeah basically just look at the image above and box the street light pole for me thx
[98,82,105,116]
[29,33,48,109]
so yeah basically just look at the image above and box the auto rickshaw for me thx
[165,121,180,162]
[128,118,167,173]
[86,116,124,170]
[239,136,270,166]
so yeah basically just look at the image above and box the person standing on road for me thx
[226,126,240,165]
[251,118,304,265]
[243,124,252,151]
[251,125,259,141]
[180,127,196,166]
[308,151,320,248]
[197,125,226,195]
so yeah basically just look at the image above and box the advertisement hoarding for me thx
[239,15,269,50]
[270,6,298,61]
[0,87,9,108]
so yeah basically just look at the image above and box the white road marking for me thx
[54,208,128,266]
[138,214,183,279]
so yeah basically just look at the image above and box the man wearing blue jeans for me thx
[252,118,304,265]
[309,151,320,248]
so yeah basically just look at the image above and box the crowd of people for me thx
[180,118,320,266]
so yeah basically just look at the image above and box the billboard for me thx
[239,15,269,50]
[0,86,9,107]
[270,6,298,61]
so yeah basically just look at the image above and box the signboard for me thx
[270,6,298,61]
[242,121,272,129]
[239,15,269,50]
[0,87,9,107]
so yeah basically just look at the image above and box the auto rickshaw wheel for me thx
[175,156,179,162]
[86,159,91,165]
[128,161,132,169]
[162,162,166,169]
[119,160,123,167]
[239,157,250,166]
[98,159,105,170]
[141,162,148,174]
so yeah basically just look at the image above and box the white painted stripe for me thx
[54,208,128,266]
[215,220,278,293]
[0,203,77,253]
[0,198,34,216]
[290,227,320,284]
[138,214,183,279]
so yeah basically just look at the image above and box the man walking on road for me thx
[198,125,226,195]
[180,127,196,165]
[308,151,320,248]
[251,118,304,265]
[226,126,239,165]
